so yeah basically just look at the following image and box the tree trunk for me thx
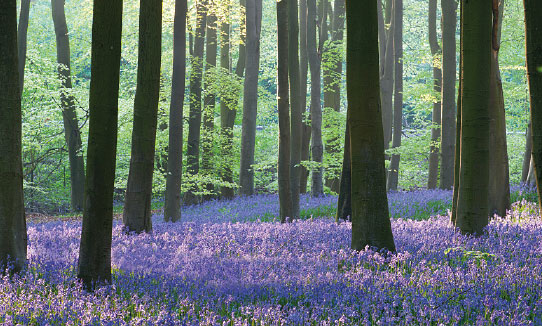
[184,0,207,205]
[0,0,26,274]
[220,6,235,200]
[164,0,187,222]
[239,0,262,196]
[307,0,323,196]
[451,2,463,226]
[454,0,491,235]
[122,0,162,233]
[336,124,351,222]
[51,0,86,212]
[522,121,532,183]
[18,0,31,93]
[524,0,542,212]
[299,0,310,194]
[427,0,442,189]
[439,0,457,190]
[488,0,510,217]
[277,0,293,222]
[387,0,403,191]
[527,155,537,187]
[347,0,395,252]
[379,0,394,152]
[288,0,303,218]
[78,0,123,289]
[202,11,217,200]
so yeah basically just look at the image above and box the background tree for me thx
[307,0,323,196]
[18,0,32,93]
[164,0,187,222]
[488,0,510,217]
[299,0,310,194]
[51,0,85,211]
[277,0,293,222]
[184,0,208,205]
[78,0,123,288]
[379,0,394,152]
[439,0,456,190]
[0,0,27,274]
[347,0,395,252]
[454,0,492,235]
[524,0,542,212]
[427,0,442,190]
[336,124,351,222]
[239,0,262,195]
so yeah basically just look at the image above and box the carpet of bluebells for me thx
[2,188,542,325]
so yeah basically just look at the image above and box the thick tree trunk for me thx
[184,0,207,205]
[347,0,395,252]
[488,0,510,217]
[524,0,542,212]
[18,0,31,93]
[78,0,123,288]
[51,0,86,212]
[202,11,217,200]
[239,0,262,196]
[0,0,26,274]
[289,0,303,218]
[336,124,351,222]
[277,0,293,222]
[455,0,491,235]
[220,7,235,200]
[439,0,457,190]
[387,0,403,191]
[122,0,162,234]
[164,0,187,222]
[307,0,323,196]
[427,0,442,189]
[299,0,310,194]
[522,122,532,183]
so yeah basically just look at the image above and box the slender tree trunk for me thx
[289,0,303,218]
[439,0,457,190]
[78,0,123,289]
[235,0,247,77]
[307,0,323,196]
[164,0,187,222]
[380,0,394,152]
[0,0,26,274]
[527,155,537,187]
[202,10,217,200]
[427,0,442,189]
[18,0,31,93]
[451,2,462,226]
[220,5,235,200]
[522,121,532,183]
[347,0,395,252]
[122,0,162,234]
[299,0,310,194]
[184,0,207,205]
[336,124,351,222]
[524,0,542,212]
[488,0,510,217]
[387,0,403,191]
[454,0,491,235]
[51,0,85,212]
[239,0,262,196]
[277,0,293,222]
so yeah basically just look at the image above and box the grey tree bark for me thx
[299,0,310,194]
[18,0,31,93]
[78,0,123,289]
[0,0,27,274]
[164,0,187,222]
[239,0,262,196]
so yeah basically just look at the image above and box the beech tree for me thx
[51,0,86,211]
[18,0,31,93]
[0,0,27,274]
[454,0,492,234]
[78,0,123,288]
[164,0,187,222]
[427,0,441,190]
[347,0,395,251]
[524,0,542,212]
[277,0,293,222]
[439,0,456,190]
[299,0,310,194]
[378,0,394,152]
[239,0,262,196]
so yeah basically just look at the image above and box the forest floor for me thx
[3,186,542,325]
